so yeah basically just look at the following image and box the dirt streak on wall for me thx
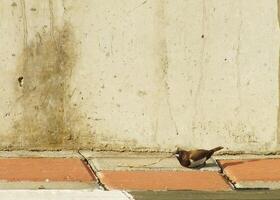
[11,9,93,149]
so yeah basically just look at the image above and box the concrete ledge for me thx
[0,151,82,158]
[234,181,280,190]
[214,154,280,160]
[81,151,220,172]
[0,181,97,189]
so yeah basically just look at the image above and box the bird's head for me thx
[173,147,183,158]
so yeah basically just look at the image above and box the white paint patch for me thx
[189,157,207,168]
[0,190,134,200]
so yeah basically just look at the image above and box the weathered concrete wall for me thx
[0,0,279,152]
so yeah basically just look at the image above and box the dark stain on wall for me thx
[12,23,93,149]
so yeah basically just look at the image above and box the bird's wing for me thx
[189,149,210,161]
[181,150,189,160]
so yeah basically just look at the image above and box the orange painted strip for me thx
[0,158,95,182]
[219,159,280,182]
[99,171,230,191]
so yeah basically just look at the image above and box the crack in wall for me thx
[193,0,207,132]
[20,0,27,50]
[127,0,147,15]
[154,0,179,140]
[235,1,243,111]
[159,1,179,136]
[18,0,28,148]
[49,0,55,37]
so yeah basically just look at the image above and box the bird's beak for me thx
[175,153,179,157]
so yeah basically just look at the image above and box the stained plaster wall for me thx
[0,0,279,152]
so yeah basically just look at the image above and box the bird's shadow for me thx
[187,162,216,170]
[187,159,261,170]
[219,159,260,169]
[205,162,217,168]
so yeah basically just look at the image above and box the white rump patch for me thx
[189,157,207,168]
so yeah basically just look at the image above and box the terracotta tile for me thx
[0,158,95,182]
[219,159,280,182]
[99,171,230,191]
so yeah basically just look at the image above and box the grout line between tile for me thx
[77,150,107,191]
[215,159,236,190]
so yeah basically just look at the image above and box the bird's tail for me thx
[210,146,223,152]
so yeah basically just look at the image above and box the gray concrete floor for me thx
[131,190,280,200]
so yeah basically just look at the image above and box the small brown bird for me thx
[174,146,223,168]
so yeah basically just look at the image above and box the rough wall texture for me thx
[277,0,280,146]
[0,0,279,152]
